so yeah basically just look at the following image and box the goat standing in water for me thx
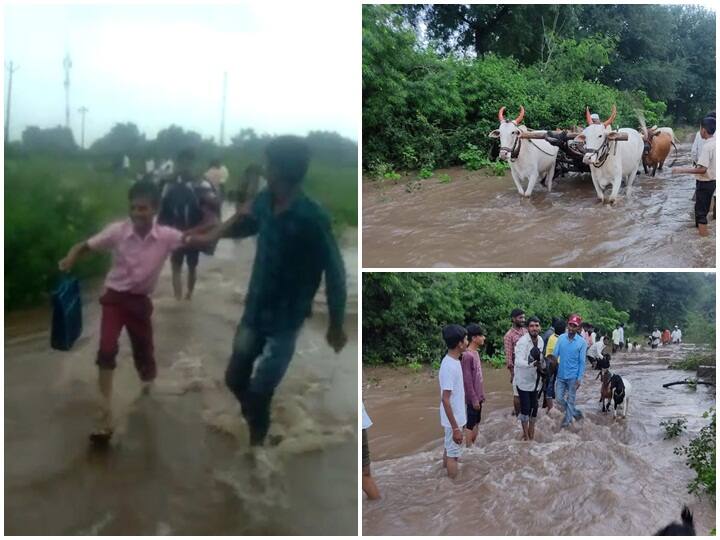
[599,370,613,412]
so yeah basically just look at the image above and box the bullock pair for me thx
[490,105,645,203]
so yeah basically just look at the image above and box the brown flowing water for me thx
[363,143,715,268]
[362,343,716,535]
[4,211,358,535]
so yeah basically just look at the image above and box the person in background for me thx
[362,402,381,500]
[236,164,267,212]
[651,327,662,349]
[204,158,230,201]
[543,318,565,411]
[461,324,486,447]
[618,323,625,352]
[504,308,527,417]
[612,324,621,354]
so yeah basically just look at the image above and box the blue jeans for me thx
[555,377,583,427]
[225,323,299,445]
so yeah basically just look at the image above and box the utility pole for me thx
[63,53,72,129]
[5,61,19,142]
[78,106,88,149]
[219,71,227,146]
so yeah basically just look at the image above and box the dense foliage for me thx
[675,408,716,499]
[5,129,357,311]
[362,272,715,365]
[363,4,715,171]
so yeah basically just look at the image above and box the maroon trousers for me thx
[97,289,156,381]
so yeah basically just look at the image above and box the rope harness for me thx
[502,133,557,162]
[586,136,618,168]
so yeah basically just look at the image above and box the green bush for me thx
[438,173,451,184]
[675,408,716,498]
[418,167,434,180]
[660,417,687,439]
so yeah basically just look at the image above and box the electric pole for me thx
[78,106,88,149]
[5,61,19,142]
[63,53,72,129]
[219,71,227,146]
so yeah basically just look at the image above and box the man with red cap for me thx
[553,314,588,428]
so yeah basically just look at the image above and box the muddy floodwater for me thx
[5,210,358,535]
[363,143,715,268]
[362,343,715,535]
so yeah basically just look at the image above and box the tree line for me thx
[363,4,715,172]
[362,272,715,365]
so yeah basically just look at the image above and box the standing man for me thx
[439,324,468,479]
[204,158,230,201]
[504,308,528,416]
[651,327,662,349]
[618,323,625,353]
[543,319,565,411]
[554,314,588,429]
[461,324,486,447]
[513,317,544,441]
[612,324,621,354]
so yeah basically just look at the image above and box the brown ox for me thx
[641,128,673,177]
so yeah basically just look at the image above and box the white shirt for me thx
[612,328,620,345]
[691,131,704,164]
[439,354,466,428]
[362,402,373,429]
[697,134,716,181]
[513,334,545,392]
[588,340,605,359]
[618,327,625,343]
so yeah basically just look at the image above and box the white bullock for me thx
[574,105,644,203]
[489,106,559,197]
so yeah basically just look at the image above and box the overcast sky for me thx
[3,3,359,145]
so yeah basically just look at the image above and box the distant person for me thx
[651,327,661,349]
[158,148,204,300]
[204,158,230,200]
[612,324,621,354]
[513,316,544,441]
[618,323,625,352]
[461,323,486,447]
[554,314,588,429]
[437,324,467,478]
[543,318,565,411]
[504,308,527,417]
[590,113,601,125]
[671,325,683,344]
[57,180,189,443]
[587,333,606,369]
[184,135,347,446]
[236,163,267,212]
[362,402,381,500]
[673,115,716,236]
[662,328,672,345]
[542,317,561,355]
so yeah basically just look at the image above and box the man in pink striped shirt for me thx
[59,180,186,443]
[461,324,486,446]
[504,308,527,416]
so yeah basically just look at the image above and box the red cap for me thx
[568,314,583,326]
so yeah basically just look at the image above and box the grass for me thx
[5,152,356,311]
[669,353,715,371]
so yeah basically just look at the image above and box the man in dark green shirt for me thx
[186,136,347,446]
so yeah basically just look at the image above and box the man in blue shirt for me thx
[554,313,588,428]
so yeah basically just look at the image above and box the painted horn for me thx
[498,106,506,122]
[514,105,525,125]
[603,104,617,127]
[585,106,593,126]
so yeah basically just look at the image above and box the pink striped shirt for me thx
[87,219,183,295]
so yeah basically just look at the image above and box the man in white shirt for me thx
[612,325,621,353]
[439,324,468,478]
[651,328,662,349]
[513,317,544,441]
[204,158,230,199]
[673,116,716,236]
[618,324,625,351]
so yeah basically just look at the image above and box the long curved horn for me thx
[498,107,506,122]
[514,105,525,125]
[585,107,593,126]
[603,104,617,127]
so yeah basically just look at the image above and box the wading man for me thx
[554,314,588,429]
[504,308,527,416]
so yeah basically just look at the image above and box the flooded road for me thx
[362,343,716,535]
[363,143,715,268]
[5,213,358,535]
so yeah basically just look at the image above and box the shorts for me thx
[362,429,371,468]
[466,403,482,430]
[171,247,199,268]
[444,426,464,458]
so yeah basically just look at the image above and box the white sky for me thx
[3,2,359,145]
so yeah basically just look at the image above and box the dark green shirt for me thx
[226,189,347,333]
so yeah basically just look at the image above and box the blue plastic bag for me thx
[51,276,83,351]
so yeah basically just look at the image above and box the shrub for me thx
[660,417,687,439]
[674,408,715,498]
